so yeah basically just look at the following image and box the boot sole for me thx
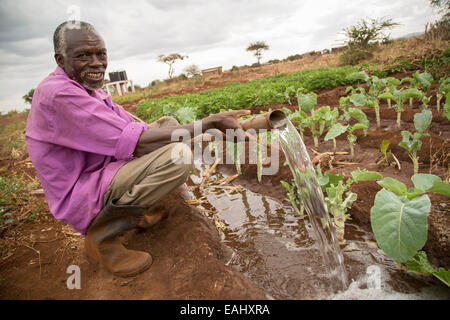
[85,249,153,278]
[113,255,153,278]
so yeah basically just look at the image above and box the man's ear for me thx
[55,54,64,69]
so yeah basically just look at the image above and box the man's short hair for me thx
[53,20,96,56]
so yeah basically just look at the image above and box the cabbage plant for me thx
[436,77,450,113]
[317,167,382,243]
[325,107,369,158]
[371,174,449,263]
[398,109,432,175]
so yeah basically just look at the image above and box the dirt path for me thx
[0,186,265,299]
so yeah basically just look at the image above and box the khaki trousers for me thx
[102,116,193,208]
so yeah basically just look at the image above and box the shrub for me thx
[339,47,373,66]
[285,54,303,61]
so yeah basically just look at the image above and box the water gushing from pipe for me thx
[277,119,348,290]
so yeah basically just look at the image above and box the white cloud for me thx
[0,0,440,114]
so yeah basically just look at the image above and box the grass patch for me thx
[0,111,28,161]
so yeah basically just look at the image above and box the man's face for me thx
[56,28,108,93]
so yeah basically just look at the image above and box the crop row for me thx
[136,66,361,123]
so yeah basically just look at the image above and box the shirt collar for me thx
[54,66,110,101]
[54,66,69,78]
[94,89,110,100]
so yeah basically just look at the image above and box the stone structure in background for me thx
[201,66,223,79]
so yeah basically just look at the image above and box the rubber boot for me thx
[85,200,153,277]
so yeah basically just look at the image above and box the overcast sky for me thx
[0,0,440,114]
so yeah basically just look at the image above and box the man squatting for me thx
[25,21,249,277]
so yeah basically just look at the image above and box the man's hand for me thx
[203,110,251,142]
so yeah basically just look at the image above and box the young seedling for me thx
[346,86,367,109]
[281,180,304,218]
[398,109,432,175]
[345,70,370,85]
[436,77,450,113]
[367,76,386,128]
[391,88,424,129]
[282,107,309,139]
[381,77,401,109]
[338,96,352,121]
[380,139,391,165]
[444,91,450,121]
[308,106,337,149]
[297,91,317,116]
[323,107,340,150]
[420,95,431,110]
[317,166,382,243]
[412,71,434,94]
[403,251,450,287]
[325,107,369,158]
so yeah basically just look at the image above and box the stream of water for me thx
[277,119,348,290]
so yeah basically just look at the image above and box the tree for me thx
[246,41,269,65]
[430,0,450,15]
[426,0,449,40]
[157,53,188,79]
[340,17,400,65]
[183,64,201,78]
[343,17,400,48]
[22,88,35,104]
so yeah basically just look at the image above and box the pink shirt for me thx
[25,67,149,235]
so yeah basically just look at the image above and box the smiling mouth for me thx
[84,72,104,80]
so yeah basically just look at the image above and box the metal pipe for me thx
[240,109,287,131]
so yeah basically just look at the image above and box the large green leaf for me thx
[351,169,383,182]
[413,109,432,134]
[401,88,424,99]
[380,139,390,155]
[327,173,343,188]
[404,251,450,287]
[348,107,369,127]
[428,181,450,197]
[297,92,317,113]
[403,251,436,274]
[413,71,434,89]
[175,106,197,124]
[444,94,450,121]
[351,123,368,133]
[398,130,421,153]
[385,77,401,86]
[411,174,442,192]
[433,268,450,287]
[349,93,367,107]
[324,123,348,141]
[370,189,430,263]
[346,71,369,83]
[377,177,407,196]
[378,92,395,100]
